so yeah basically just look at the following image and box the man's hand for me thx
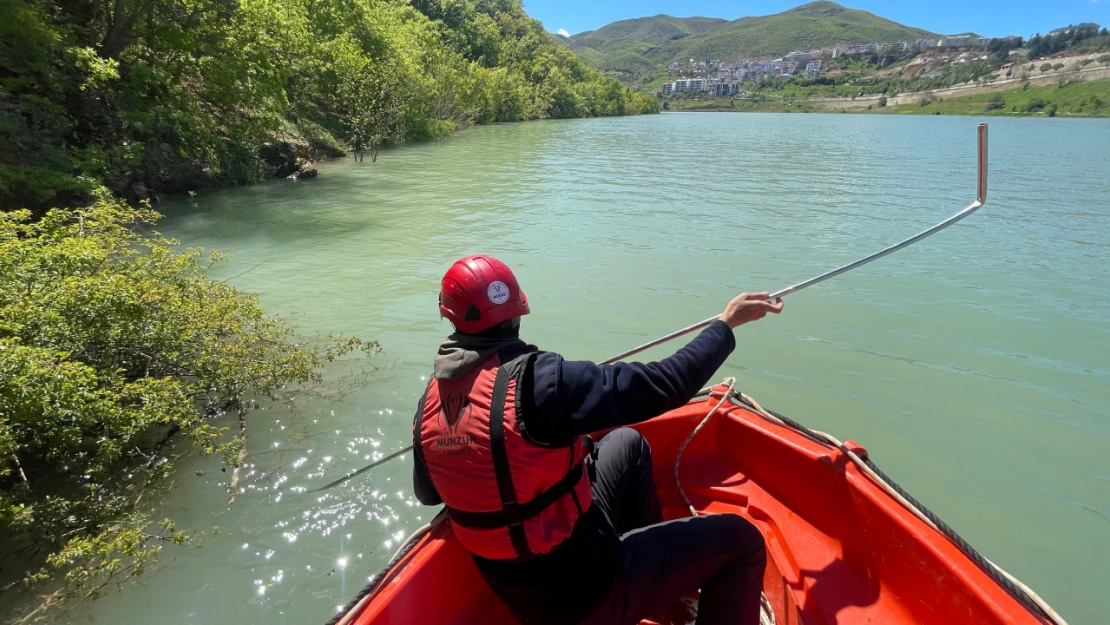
[719,292,784,329]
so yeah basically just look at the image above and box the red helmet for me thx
[439,255,530,334]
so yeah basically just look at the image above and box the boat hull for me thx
[340,387,1047,625]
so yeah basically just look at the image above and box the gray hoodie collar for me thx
[432,333,535,381]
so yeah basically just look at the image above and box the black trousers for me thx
[581,428,766,625]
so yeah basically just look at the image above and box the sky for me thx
[525,0,1109,40]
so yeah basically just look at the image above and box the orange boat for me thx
[330,384,1065,625]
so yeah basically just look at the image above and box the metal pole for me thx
[602,123,988,366]
[315,124,988,489]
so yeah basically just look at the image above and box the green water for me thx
[50,114,1110,623]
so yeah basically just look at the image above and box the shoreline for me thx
[663,77,1110,119]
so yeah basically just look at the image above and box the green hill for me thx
[568,15,727,51]
[557,15,727,73]
[562,1,939,83]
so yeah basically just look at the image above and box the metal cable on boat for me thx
[681,385,1068,625]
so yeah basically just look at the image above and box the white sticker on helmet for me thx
[487,281,510,305]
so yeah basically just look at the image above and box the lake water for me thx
[43,113,1110,624]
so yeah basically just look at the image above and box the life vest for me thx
[415,353,592,561]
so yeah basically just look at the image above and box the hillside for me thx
[568,15,727,51]
[563,1,939,83]
[559,15,727,73]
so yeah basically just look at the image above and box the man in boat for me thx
[413,255,781,625]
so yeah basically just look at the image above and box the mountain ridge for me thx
[557,2,941,82]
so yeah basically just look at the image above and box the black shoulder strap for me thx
[412,379,437,499]
[488,364,533,558]
[500,351,538,380]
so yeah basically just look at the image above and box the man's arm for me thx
[524,293,783,443]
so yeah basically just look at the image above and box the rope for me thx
[680,385,1068,625]
[674,377,736,517]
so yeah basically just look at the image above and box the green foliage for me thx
[987,36,1023,65]
[0,199,370,615]
[985,94,1006,110]
[1026,24,1106,59]
[0,0,657,212]
[1023,97,1050,112]
[1041,63,1055,72]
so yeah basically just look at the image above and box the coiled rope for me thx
[675,384,1068,625]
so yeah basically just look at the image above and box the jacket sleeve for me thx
[523,320,737,443]
[412,396,443,506]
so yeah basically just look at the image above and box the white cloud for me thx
[557,28,570,37]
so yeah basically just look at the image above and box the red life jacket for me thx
[416,353,592,561]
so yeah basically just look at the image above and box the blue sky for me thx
[525,0,1108,39]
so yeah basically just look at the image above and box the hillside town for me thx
[658,34,1025,96]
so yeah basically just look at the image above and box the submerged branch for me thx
[227,403,248,505]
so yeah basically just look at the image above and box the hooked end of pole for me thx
[977,123,988,205]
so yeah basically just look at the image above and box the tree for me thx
[1040,63,1054,72]
[878,95,888,107]
[1048,103,1058,117]
[0,200,369,618]
[1052,63,1066,71]
[1099,54,1110,67]
[1080,58,1094,69]
[1,0,660,213]
[985,94,1006,110]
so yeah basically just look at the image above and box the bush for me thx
[1021,97,1051,113]
[1053,63,1066,71]
[1048,103,1058,117]
[878,95,888,107]
[1040,63,1054,72]
[0,199,369,617]
[985,94,1006,110]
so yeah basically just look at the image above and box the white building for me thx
[661,82,675,94]
[711,81,738,96]
[805,60,822,79]
[939,35,971,47]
